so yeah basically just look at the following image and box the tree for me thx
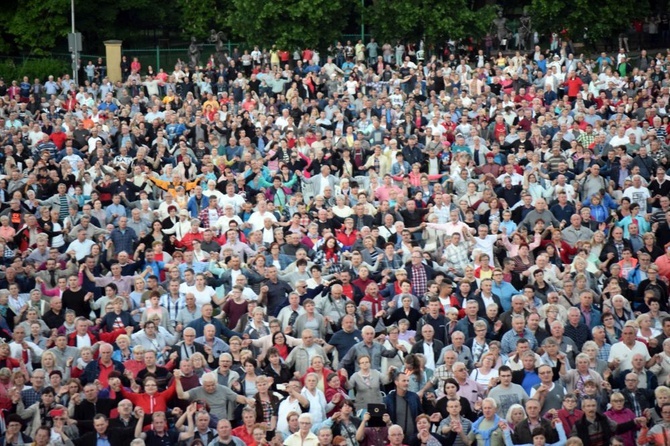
[368,0,496,45]
[530,0,649,43]
[4,0,69,55]
[177,0,228,40]
[226,0,354,50]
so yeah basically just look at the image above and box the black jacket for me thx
[169,341,208,365]
[410,339,445,364]
[513,418,558,444]
[73,426,136,446]
[574,412,635,446]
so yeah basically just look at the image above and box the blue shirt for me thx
[521,370,541,395]
[500,328,538,355]
[492,281,520,312]
[96,433,111,446]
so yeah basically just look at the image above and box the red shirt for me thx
[564,77,584,97]
[336,229,358,248]
[232,426,255,445]
[50,131,67,150]
[97,360,116,387]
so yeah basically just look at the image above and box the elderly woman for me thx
[347,354,388,412]
[301,356,339,393]
[559,353,603,394]
[112,334,134,363]
[608,294,635,333]
[123,345,146,378]
[581,341,608,376]
[130,320,177,365]
[505,404,527,431]
[604,392,639,446]
[649,339,670,386]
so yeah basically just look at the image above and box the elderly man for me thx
[438,331,473,370]
[80,342,124,387]
[410,325,444,372]
[617,353,658,392]
[467,398,505,446]
[561,214,594,247]
[174,370,253,421]
[285,329,330,376]
[500,315,537,355]
[608,324,653,372]
[571,395,645,446]
[168,327,207,364]
[339,325,403,373]
[452,361,489,409]
[195,323,230,360]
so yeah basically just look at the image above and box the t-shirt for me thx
[187,385,239,420]
[622,186,651,215]
[487,384,529,417]
[327,329,362,361]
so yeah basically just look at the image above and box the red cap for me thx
[49,409,65,417]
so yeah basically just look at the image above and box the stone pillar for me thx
[104,40,123,83]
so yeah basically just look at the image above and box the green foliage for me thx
[368,0,497,45]
[530,0,649,42]
[226,0,354,50]
[177,0,228,39]
[4,0,70,55]
[0,59,71,83]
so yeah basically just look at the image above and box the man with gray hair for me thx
[174,370,253,421]
[213,353,238,386]
[467,398,504,446]
[168,327,207,364]
[563,307,590,351]
[338,325,402,374]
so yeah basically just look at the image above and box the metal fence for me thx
[121,34,372,71]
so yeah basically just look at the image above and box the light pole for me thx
[69,0,80,86]
[361,0,365,42]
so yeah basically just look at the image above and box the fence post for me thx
[156,46,160,70]
[227,41,232,55]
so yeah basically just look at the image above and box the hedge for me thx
[0,58,71,83]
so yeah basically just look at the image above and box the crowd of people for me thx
[0,32,669,446]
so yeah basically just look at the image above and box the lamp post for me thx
[361,0,365,42]
[70,0,80,86]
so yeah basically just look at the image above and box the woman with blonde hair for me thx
[469,352,498,391]
[587,231,606,264]
[123,345,146,378]
[189,352,211,377]
[41,351,69,381]
[636,313,660,342]
[112,334,134,363]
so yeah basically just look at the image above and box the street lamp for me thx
[68,0,82,86]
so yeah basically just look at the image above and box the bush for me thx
[0,58,71,83]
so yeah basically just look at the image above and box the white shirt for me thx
[423,341,436,371]
[622,186,651,215]
[76,334,92,348]
[474,235,497,265]
[608,340,651,371]
[9,341,44,372]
